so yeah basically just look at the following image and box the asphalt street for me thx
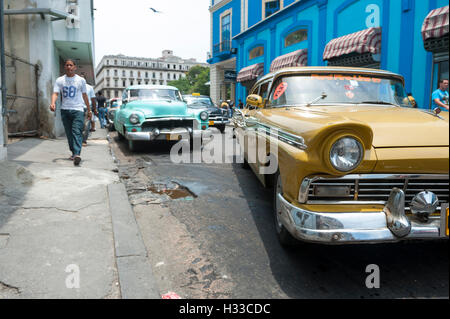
[109,127,449,299]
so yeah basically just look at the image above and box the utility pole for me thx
[0,0,6,160]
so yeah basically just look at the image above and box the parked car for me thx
[106,98,122,131]
[183,94,229,133]
[114,85,209,151]
[235,66,449,246]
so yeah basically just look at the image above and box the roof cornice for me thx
[209,0,233,13]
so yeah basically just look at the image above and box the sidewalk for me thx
[0,129,158,298]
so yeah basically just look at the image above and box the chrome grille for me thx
[141,119,195,132]
[307,174,449,205]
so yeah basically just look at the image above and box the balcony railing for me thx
[213,41,232,55]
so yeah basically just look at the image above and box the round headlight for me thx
[329,137,363,172]
[200,111,208,121]
[129,113,140,124]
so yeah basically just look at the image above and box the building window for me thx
[179,65,182,70]
[114,70,118,76]
[153,63,156,68]
[249,46,264,60]
[114,80,118,87]
[130,81,134,86]
[122,60,126,66]
[221,13,231,47]
[153,72,156,78]
[106,60,110,65]
[167,64,170,69]
[106,80,110,87]
[115,90,119,98]
[263,0,283,19]
[167,73,170,79]
[160,80,164,85]
[123,80,126,87]
[122,70,126,76]
[130,71,134,77]
[138,71,141,77]
[106,70,110,76]
[137,62,141,66]
[145,72,148,78]
[285,29,308,47]
[114,60,117,65]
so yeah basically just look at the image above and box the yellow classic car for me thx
[233,67,449,245]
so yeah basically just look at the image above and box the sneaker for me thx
[73,156,81,166]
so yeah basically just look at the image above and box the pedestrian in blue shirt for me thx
[431,79,449,112]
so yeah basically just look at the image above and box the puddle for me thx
[148,182,197,200]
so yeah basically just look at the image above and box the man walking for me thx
[432,79,449,112]
[96,91,107,128]
[81,75,97,146]
[49,59,91,166]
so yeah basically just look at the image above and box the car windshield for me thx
[128,89,182,102]
[184,96,214,108]
[269,74,412,107]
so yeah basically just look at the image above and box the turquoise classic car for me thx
[114,85,209,151]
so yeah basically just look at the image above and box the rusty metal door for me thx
[4,51,39,136]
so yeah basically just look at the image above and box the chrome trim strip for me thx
[258,123,307,150]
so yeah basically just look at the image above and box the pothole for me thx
[148,181,197,200]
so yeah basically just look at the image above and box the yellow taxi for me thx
[234,67,449,245]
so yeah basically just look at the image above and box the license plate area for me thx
[440,203,449,238]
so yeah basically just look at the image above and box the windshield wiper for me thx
[306,92,327,107]
[361,101,398,106]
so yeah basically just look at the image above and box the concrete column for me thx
[0,90,6,161]
[210,64,223,105]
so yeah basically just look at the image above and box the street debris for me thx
[161,291,182,299]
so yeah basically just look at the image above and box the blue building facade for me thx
[208,0,449,109]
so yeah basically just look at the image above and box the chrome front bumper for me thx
[126,128,200,141]
[277,192,448,244]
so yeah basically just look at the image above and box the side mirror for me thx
[433,107,442,115]
[246,94,264,108]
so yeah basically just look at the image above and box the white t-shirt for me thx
[85,83,96,110]
[53,74,87,112]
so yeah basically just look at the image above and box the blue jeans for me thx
[98,107,107,128]
[61,109,85,156]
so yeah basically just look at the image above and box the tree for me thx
[168,65,210,96]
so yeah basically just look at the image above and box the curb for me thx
[108,183,160,299]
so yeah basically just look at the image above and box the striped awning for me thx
[270,49,308,72]
[323,27,382,61]
[422,5,449,41]
[236,63,264,83]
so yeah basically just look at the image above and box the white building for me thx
[95,50,209,99]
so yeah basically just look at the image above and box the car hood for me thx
[126,100,191,118]
[264,105,449,148]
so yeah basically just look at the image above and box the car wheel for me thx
[117,129,124,140]
[217,125,225,134]
[128,139,137,152]
[273,171,299,246]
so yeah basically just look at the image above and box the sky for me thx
[93,0,211,67]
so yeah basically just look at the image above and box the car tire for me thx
[273,171,300,247]
[117,129,124,140]
[217,125,225,134]
[128,139,137,152]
